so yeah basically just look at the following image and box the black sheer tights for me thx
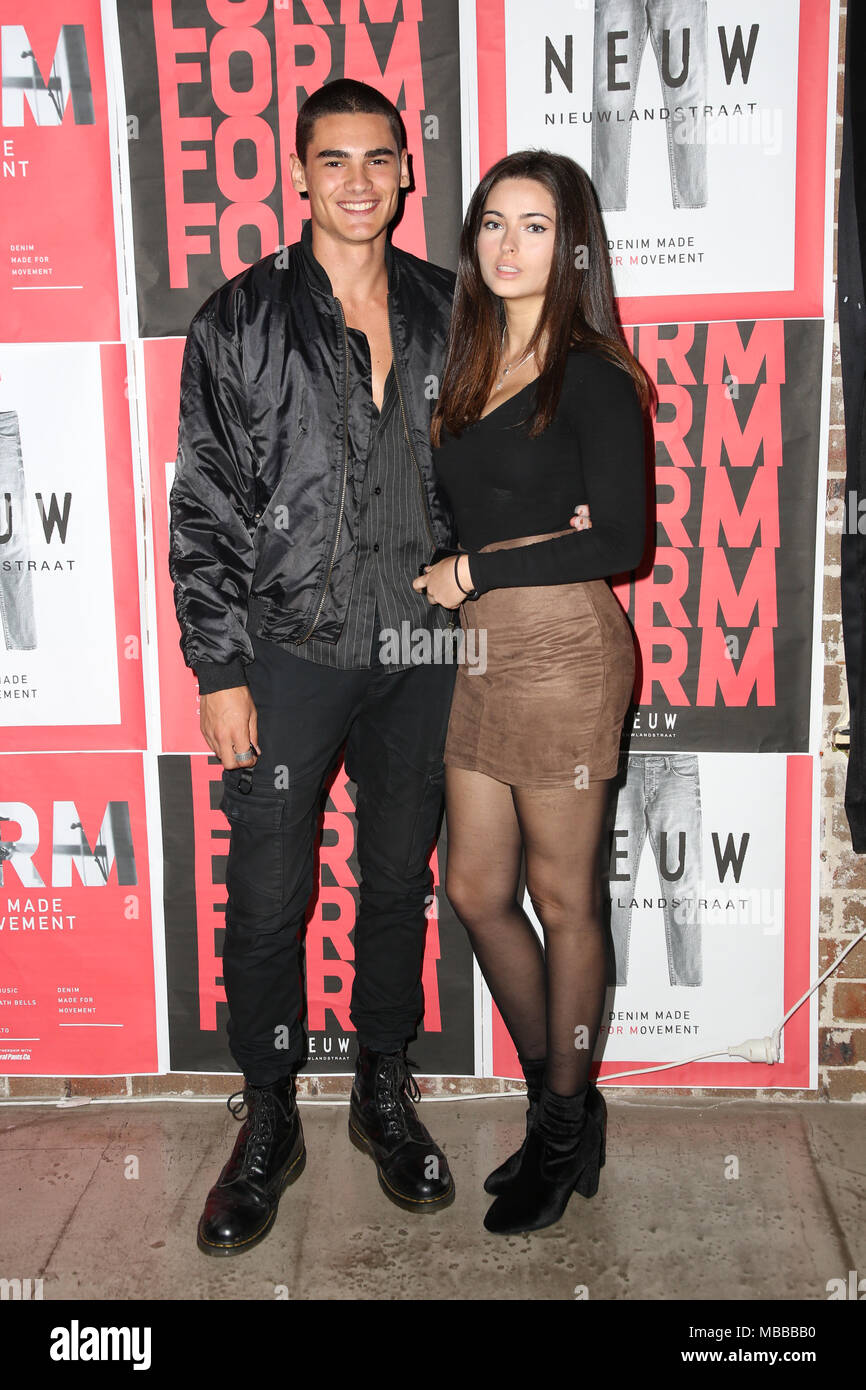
[444,766,610,1098]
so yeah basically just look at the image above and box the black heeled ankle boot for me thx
[484,1057,546,1194]
[196,1074,305,1256]
[485,1069,607,1195]
[348,1045,455,1213]
[483,1083,604,1235]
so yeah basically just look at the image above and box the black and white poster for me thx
[472,0,831,321]
[0,342,146,750]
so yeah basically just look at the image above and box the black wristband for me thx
[453,554,479,600]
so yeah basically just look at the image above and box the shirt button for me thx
[374,485,381,494]
[373,542,380,552]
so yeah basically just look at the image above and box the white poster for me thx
[0,343,120,727]
[487,753,815,1087]
[601,752,788,1064]
[472,0,830,318]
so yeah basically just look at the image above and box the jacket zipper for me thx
[389,310,437,551]
[296,299,350,643]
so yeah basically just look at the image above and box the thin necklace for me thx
[495,325,535,391]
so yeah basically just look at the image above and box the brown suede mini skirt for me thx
[444,529,636,788]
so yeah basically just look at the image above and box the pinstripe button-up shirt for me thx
[290,350,453,671]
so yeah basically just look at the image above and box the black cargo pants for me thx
[219,635,457,1084]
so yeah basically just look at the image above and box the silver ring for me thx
[234,748,254,764]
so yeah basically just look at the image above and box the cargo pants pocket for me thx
[220,781,286,920]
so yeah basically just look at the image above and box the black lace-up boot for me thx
[348,1045,455,1213]
[196,1075,305,1256]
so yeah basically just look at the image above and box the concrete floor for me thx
[0,1095,863,1302]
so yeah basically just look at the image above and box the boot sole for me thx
[348,1120,455,1214]
[196,1142,306,1257]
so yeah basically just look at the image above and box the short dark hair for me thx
[295,79,405,164]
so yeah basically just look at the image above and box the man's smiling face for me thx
[291,111,410,250]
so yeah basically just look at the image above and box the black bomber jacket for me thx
[169,219,457,693]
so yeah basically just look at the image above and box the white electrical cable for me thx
[2,931,863,1105]
[770,926,866,1057]
[599,927,866,1081]
[0,1089,529,1109]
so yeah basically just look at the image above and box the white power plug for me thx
[727,1036,779,1064]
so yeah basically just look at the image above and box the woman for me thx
[412,150,654,1235]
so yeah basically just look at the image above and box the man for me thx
[170,79,462,1255]
[170,78,588,1255]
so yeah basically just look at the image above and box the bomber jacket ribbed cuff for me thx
[194,659,248,695]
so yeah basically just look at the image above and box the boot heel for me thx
[574,1150,601,1199]
[574,1110,604,1199]
[586,1085,606,1168]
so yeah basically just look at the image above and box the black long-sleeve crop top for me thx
[432,347,647,594]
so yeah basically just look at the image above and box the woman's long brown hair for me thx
[431,150,655,445]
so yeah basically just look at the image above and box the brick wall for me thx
[816,3,866,1103]
[1,5,862,1108]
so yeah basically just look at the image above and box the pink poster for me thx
[0,753,158,1075]
[0,3,121,342]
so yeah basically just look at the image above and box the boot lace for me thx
[226,1083,293,1180]
[375,1053,421,1142]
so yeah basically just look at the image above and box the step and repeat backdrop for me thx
[0,0,835,1088]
